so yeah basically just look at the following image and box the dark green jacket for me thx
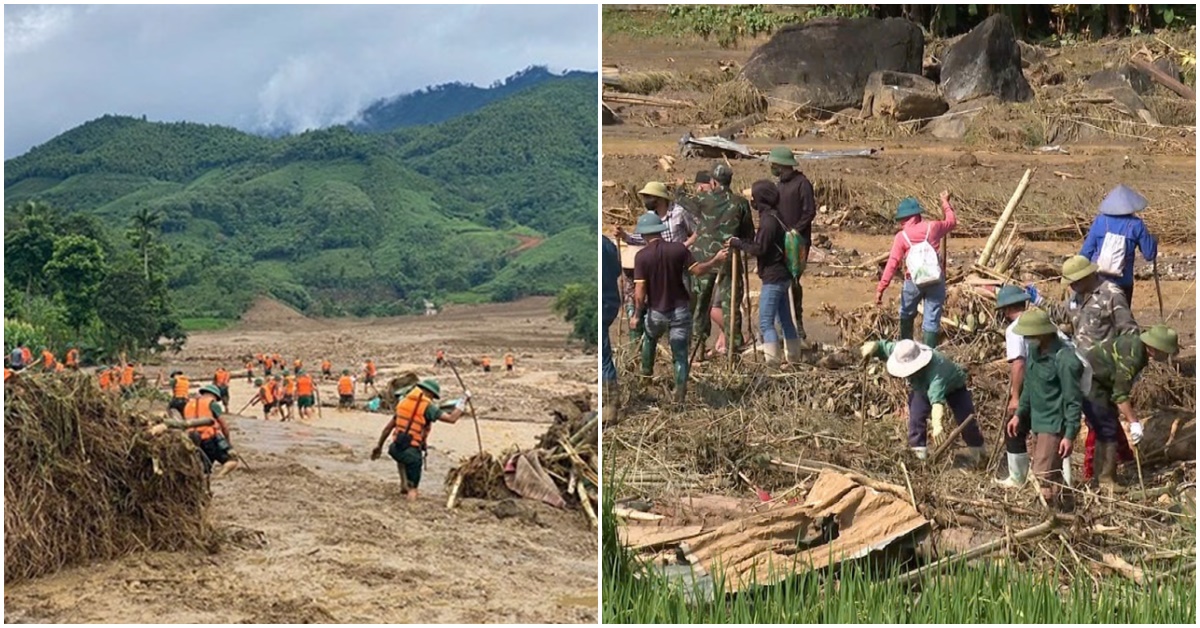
[1086,334,1148,405]
[1017,337,1084,438]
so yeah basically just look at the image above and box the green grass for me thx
[602,490,1196,623]
[179,317,233,332]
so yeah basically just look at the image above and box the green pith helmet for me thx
[297,369,305,375]
[274,375,282,381]
[995,285,1030,309]
[282,369,289,375]
[767,146,797,167]
[637,181,671,200]
[712,163,733,186]
[1060,255,1099,284]
[894,197,922,220]
[634,212,669,235]
[416,379,441,399]
[199,384,221,397]
[342,369,349,375]
[1141,324,1179,355]
[255,378,264,386]
[1012,309,1057,337]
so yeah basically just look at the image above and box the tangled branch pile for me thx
[4,374,210,583]
[446,394,598,524]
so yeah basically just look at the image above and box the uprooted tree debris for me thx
[445,394,598,526]
[4,374,211,583]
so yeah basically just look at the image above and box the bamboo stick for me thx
[890,518,1057,586]
[977,169,1034,267]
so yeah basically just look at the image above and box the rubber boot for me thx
[1061,455,1073,488]
[964,446,986,468]
[763,342,781,368]
[783,338,803,364]
[602,382,619,429]
[922,330,939,348]
[1097,441,1121,495]
[899,317,915,341]
[639,334,656,378]
[669,336,690,405]
[993,452,1030,488]
[911,446,928,460]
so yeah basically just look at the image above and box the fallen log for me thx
[1130,57,1196,101]
[890,518,1058,585]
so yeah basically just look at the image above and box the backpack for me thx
[902,225,943,287]
[771,215,808,279]
[1096,229,1128,277]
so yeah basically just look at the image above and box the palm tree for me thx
[129,207,163,280]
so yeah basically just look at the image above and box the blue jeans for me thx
[602,304,618,383]
[899,279,946,333]
[759,280,798,343]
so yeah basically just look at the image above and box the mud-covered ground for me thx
[4,298,598,623]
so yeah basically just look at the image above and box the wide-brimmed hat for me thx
[995,285,1030,309]
[416,379,441,399]
[1098,184,1148,216]
[1012,309,1057,337]
[767,146,797,167]
[634,212,668,235]
[1060,255,1099,284]
[886,339,933,378]
[894,197,923,220]
[637,181,671,200]
[1141,324,1179,355]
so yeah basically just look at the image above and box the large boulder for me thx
[741,17,923,114]
[1085,70,1158,125]
[925,96,998,141]
[861,71,948,121]
[940,15,1033,104]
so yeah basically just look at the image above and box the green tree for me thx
[96,260,185,354]
[43,235,107,334]
[128,206,164,279]
[553,283,598,346]
[4,201,62,295]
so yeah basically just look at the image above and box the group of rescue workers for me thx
[603,146,1181,510]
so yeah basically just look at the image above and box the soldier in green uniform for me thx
[688,165,756,358]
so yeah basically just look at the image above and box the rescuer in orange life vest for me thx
[149,384,239,477]
[370,379,470,501]
[168,370,190,415]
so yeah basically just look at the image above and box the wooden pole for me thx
[728,250,740,364]
[977,169,1034,268]
[447,361,485,456]
[1129,57,1195,101]
[1152,258,1165,319]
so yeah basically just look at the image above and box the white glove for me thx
[930,403,946,440]
[859,341,877,359]
[462,389,472,401]
[456,398,469,411]
[1129,421,1143,445]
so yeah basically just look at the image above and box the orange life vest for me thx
[259,383,275,405]
[184,396,220,441]
[65,349,79,367]
[337,376,353,395]
[482,356,491,367]
[172,376,190,398]
[263,356,273,370]
[21,347,32,365]
[98,370,112,389]
[365,361,376,376]
[321,360,331,372]
[273,354,281,364]
[4,368,13,382]
[296,374,314,396]
[393,388,432,448]
[284,375,296,396]
[215,369,231,386]
[121,365,135,387]
[42,350,55,368]
[505,354,514,366]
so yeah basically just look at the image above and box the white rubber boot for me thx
[762,342,781,368]
[911,446,928,460]
[1061,454,1073,488]
[993,452,1030,488]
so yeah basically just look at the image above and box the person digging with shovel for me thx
[149,384,240,478]
[860,338,985,464]
[370,379,469,501]
[1083,323,1179,495]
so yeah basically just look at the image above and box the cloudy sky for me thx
[3,4,598,158]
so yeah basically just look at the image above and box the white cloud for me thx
[4,5,76,57]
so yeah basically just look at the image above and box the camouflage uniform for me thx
[1042,280,1139,353]
[687,188,755,346]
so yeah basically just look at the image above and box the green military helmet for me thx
[274,375,282,381]
[296,368,305,375]
[1141,324,1179,355]
[994,285,1030,309]
[1012,309,1057,337]
[1060,255,1099,284]
[342,369,350,375]
[634,212,668,235]
[199,384,222,397]
[712,162,733,187]
[894,197,923,221]
[255,378,264,386]
[767,146,797,167]
[416,379,441,399]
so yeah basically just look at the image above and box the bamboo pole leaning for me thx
[977,169,1034,268]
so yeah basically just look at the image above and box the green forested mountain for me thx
[4,76,598,322]
[352,66,595,133]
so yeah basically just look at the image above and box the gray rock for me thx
[925,97,997,140]
[861,70,948,121]
[940,15,1034,104]
[741,17,923,113]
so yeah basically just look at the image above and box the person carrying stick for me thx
[726,180,795,368]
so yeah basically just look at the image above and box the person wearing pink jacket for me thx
[875,191,957,347]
